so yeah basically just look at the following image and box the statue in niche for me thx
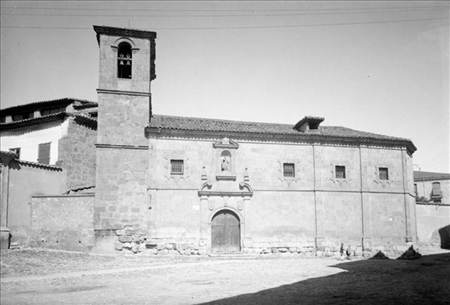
[221,156,230,172]
[221,150,231,172]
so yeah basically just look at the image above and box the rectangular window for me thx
[414,184,418,198]
[9,148,20,159]
[38,142,51,165]
[335,165,346,179]
[283,163,295,178]
[379,167,389,180]
[170,159,184,175]
[432,182,442,196]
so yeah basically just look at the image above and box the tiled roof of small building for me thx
[0,150,62,170]
[414,171,450,181]
[0,98,97,115]
[149,114,412,141]
[17,159,63,171]
[0,112,67,128]
[0,150,19,159]
[0,112,97,130]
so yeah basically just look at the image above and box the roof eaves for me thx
[414,171,450,181]
[0,98,97,114]
[0,112,68,130]
[17,159,63,171]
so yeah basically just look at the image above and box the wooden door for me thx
[211,210,240,253]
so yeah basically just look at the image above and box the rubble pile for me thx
[370,251,390,259]
[397,246,422,260]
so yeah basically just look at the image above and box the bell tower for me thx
[93,25,156,145]
[93,26,156,253]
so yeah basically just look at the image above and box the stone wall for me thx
[7,161,65,246]
[94,147,149,253]
[144,136,416,255]
[58,117,96,190]
[416,203,450,248]
[30,195,94,252]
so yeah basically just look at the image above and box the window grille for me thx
[379,167,389,180]
[283,163,295,178]
[170,159,184,175]
[335,166,346,179]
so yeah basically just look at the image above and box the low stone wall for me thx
[30,195,95,252]
[114,232,412,258]
[416,203,450,248]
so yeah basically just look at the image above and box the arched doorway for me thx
[211,210,240,253]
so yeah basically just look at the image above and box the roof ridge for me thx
[0,111,67,126]
[152,114,295,127]
[0,98,97,112]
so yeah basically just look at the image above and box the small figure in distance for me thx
[340,243,350,260]
[346,245,351,260]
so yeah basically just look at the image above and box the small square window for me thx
[379,167,389,180]
[170,159,184,175]
[9,148,21,159]
[283,163,295,178]
[335,166,346,179]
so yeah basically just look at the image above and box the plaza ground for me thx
[1,248,449,305]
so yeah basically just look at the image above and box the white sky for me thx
[1,1,449,172]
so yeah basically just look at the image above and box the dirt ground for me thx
[1,248,449,305]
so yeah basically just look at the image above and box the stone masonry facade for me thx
[30,195,95,252]
[90,26,418,257]
[58,117,97,190]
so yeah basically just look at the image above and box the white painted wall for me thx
[0,119,69,165]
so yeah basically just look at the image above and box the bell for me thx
[126,60,131,65]
[119,60,124,65]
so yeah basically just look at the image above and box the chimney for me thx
[294,116,325,133]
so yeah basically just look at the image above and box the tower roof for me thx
[93,25,157,44]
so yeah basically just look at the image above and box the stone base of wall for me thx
[113,231,416,259]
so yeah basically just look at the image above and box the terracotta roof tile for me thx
[414,171,450,181]
[0,112,97,130]
[0,98,97,114]
[149,114,412,141]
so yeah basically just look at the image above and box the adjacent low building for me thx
[414,171,450,249]
[0,98,98,190]
[0,99,98,248]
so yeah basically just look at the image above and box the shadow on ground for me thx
[199,252,450,305]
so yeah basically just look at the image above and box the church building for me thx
[91,26,418,256]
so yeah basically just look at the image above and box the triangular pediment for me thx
[213,137,239,149]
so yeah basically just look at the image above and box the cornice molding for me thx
[93,25,157,40]
[198,191,253,197]
[95,144,149,150]
[96,89,151,97]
